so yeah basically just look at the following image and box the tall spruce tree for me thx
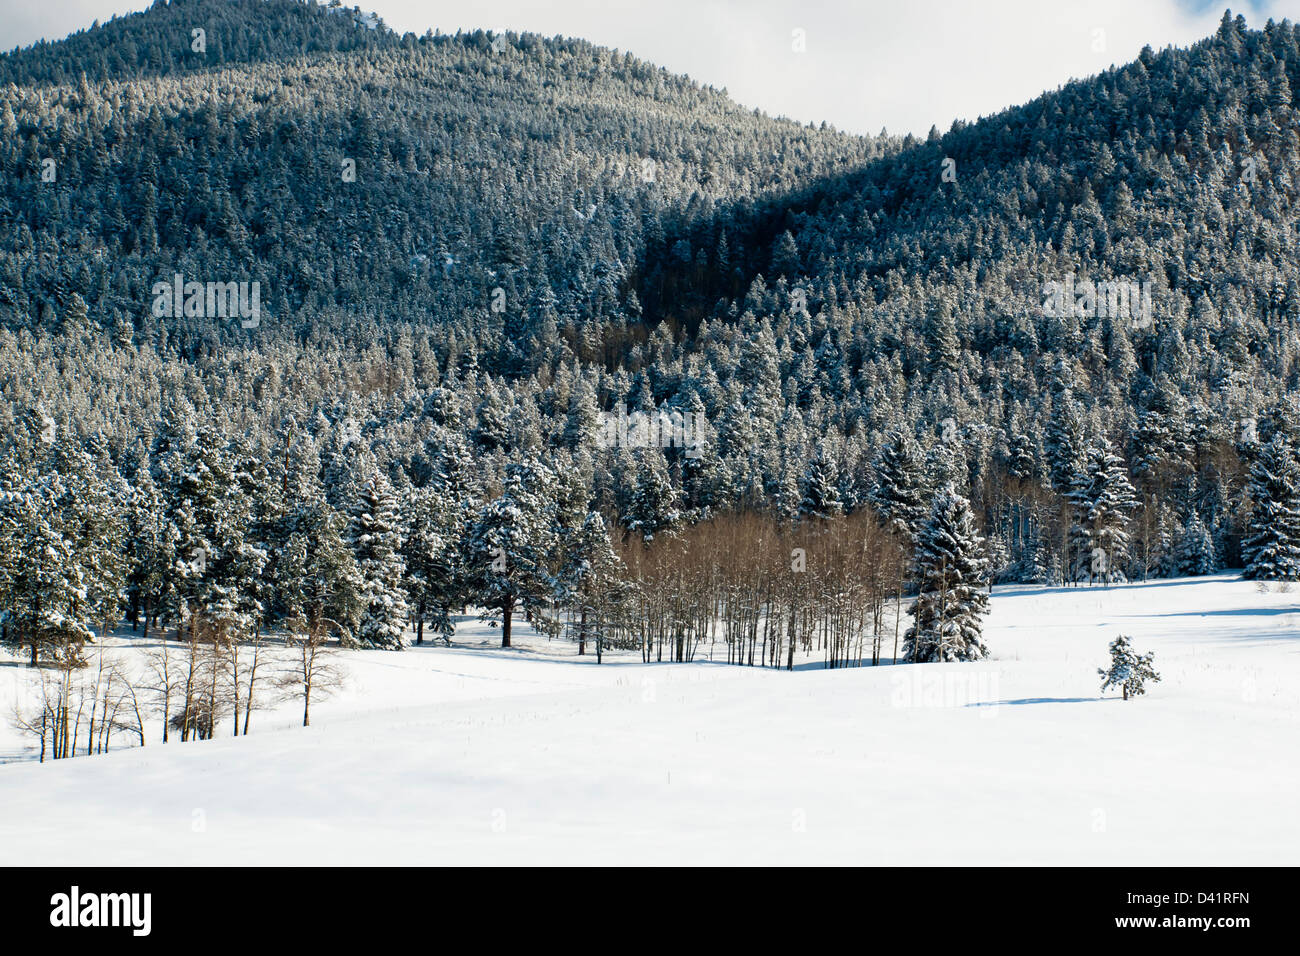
[798,445,843,520]
[1175,511,1219,576]
[467,460,559,648]
[620,451,682,542]
[1242,434,1300,580]
[402,484,458,645]
[283,494,363,645]
[1067,437,1138,584]
[348,471,409,649]
[904,485,990,663]
[869,430,928,543]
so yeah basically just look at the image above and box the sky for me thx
[4,0,1300,136]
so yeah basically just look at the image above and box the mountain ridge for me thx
[0,2,1295,588]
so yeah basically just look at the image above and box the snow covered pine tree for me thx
[1242,433,1300,580]
[1099,635,1161,700]
[903,485,990,663]
[348,472,409,649]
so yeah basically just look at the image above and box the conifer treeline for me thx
[6,2,1300,708]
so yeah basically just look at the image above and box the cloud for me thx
[3,1,1297,136]
[369,0,1287,136]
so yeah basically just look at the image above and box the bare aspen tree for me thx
[147,634,179,743]
[593,505,910,672]
[280,619,346,727]
[240,626,267,735]
[115,661,148,749]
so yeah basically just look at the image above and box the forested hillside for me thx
[4,0,1300,696]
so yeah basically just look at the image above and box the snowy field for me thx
[0,572,1297,865]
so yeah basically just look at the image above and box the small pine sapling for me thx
[1098,635,1161,700]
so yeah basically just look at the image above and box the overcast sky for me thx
[5,1,1300,135]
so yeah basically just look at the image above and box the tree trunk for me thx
[303,640,314,728]
[243,632,260,736]
[893,580,902,664]
[786,591,798,672]
[231,642,241,737]
[501,596,513,648]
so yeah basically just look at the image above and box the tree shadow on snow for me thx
[994,573,1244,600]
[787,658,900,671]
[966,696,1104,707]
[1137,607,1298,619]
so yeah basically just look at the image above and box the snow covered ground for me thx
[0,573,1297,865]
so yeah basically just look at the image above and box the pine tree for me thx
[467,460,559,648]
[62,292,91,335]
[798,446,843,520]
[402,484,458,644]
[771,230,800,278]
[620,451,681,542]
[53,435,129,643]
[279,494,363,727]
[1242,434,1300,580]
[925,300,960,374]
[1098,635,1161,700]
[473,380,511,451]
[160,423,260,643]
[348,471,409,649]
[904,485,990,663]
[1067,437,1138,584]
[1175,512,1219,576]
[125,455,175,638]
[1,472,95,666]
[562,377,601,450]
[1006,431,1037,483]
[283,494,363,643]
[869,430,927,543]
[1045,393,1089,496]
[558,510,628,660]
[227,436,277,640]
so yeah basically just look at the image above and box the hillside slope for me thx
[0,0,881,353]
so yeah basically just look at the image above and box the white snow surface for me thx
[1,573,1297,865]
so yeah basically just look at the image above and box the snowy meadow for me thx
[1,573,1293,866]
